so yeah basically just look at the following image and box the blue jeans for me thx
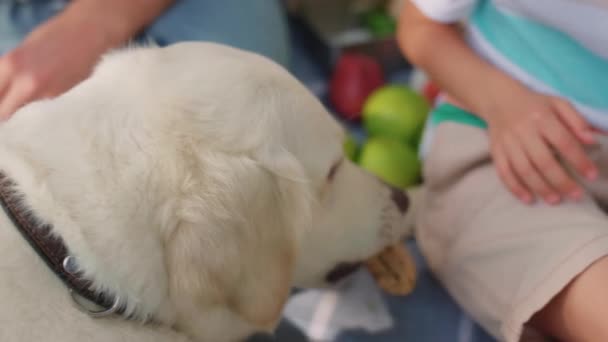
[0,0,290,66]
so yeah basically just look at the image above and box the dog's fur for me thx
[0,42,416,341]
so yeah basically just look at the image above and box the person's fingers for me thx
[590,127,608,136]
[552,97,595,145]
[0,76,39,119]
[492,140,533,204]
[541,115,598,182]
[507,134,559,204]
[0,56,15,101]
[525,130,582,201]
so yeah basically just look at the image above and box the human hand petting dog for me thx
[0,0,174,120]
[0,12,111,119]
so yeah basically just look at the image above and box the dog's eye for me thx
[327,159,343,181]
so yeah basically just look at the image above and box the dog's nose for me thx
[390,187,410,214]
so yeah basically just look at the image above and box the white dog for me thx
[0,42,417,342]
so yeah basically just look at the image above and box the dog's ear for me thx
[164,153,309,339]
[253,145,313,238]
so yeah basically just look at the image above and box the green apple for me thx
[362,85,430,146]
[358,137,421,188]
[343,133,359,161]
[361,8,397,38]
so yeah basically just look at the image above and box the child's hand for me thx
[0,0,174,120]
[397,1,598,205]
[0,15,112,120]
[484,88,598,205]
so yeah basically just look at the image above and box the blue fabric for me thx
[0,0,289,66]
[333,241,495,342]
[472,0,608,109]
[145,0,289,67]
[266,241,496,342]
[0,0,68,53]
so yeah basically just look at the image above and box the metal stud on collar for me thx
[63,256,122,318]
[62,255,79,274]
[69,289,122,318]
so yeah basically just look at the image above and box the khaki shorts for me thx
[416,117,608,341]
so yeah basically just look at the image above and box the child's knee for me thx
[531,255,608,341]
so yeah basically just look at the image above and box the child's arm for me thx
[397,1,598,205]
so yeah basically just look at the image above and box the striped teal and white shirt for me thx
[413,0,608,155]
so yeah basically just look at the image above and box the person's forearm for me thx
[63,0,176,47]
[397,2,525,119]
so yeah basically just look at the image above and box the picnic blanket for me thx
[279,240,496,342]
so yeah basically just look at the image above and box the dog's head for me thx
[117,42,418,339]
[17,42,416,340]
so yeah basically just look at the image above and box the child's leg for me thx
[531,137,608,341]
[531,255,608,341]
[417,121,608,342]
